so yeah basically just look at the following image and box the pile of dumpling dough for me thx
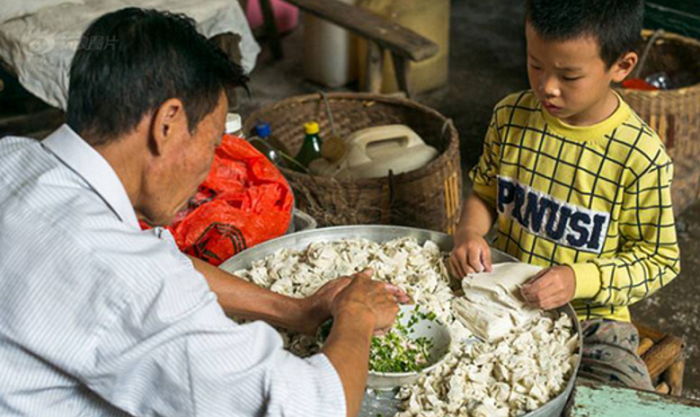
[399,263,578,417]
[235,237,471,355]
[233,238,579,417]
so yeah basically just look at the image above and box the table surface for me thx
[569,380,700,416]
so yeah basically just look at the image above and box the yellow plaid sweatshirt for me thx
[470,90,681,322]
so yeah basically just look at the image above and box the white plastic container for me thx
[225,113,243,137]
[302,0,358,87]
[310,125,438,179]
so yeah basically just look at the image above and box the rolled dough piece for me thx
[456,262,543,342]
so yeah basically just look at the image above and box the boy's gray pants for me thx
[578,319,654,390]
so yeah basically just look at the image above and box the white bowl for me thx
[367,304,451,391]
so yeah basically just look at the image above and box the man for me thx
[0,8,406,417]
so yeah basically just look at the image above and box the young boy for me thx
[451,0,680,390]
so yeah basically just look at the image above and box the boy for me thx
[451,0,680,390]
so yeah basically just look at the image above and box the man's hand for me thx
[321,268,408,417]
[298,270,411,335]
[296,277,352,335]
[520,265,576,310]
[449,229,493,278]
[331,268,406,333]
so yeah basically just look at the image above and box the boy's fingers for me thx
[522,269,552,292]
[481,247,493,273]
[454,256,466,279]
[454,253,469,279]
[537,294,567,310]
[521,284,549,304]
[520,285,538,302]
[523,278,551,294]
[449,256,463,279]
[522,281,570,309]
[521,279,550,302]
[525,268,547,283]
[467,247,484,273]
[522,289,553,307]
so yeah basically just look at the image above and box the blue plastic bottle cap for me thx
[255,123,272,138]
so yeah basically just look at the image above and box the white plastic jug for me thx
[334,125,438,179]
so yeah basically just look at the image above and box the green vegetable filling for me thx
[369,308,436,373]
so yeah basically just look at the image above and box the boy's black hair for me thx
[66,8,248,145]
[525,0,644,67]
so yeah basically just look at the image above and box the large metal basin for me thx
[219,225,582,417]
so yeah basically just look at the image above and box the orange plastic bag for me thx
[145,134,293,265]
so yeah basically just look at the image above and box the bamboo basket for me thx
[618,29,700,214]
[243,93,462,233]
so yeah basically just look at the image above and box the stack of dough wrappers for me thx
[453,263,543,342]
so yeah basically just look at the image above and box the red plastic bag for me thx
[621,78,659,91]
[144,134,293,265]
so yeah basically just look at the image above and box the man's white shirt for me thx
[0,125,345,417]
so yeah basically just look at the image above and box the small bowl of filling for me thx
[367,304,451,390]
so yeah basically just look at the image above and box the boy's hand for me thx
[520,265,576,310]
[449,229,493,278]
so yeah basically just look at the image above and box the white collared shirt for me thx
[0,125,345,417]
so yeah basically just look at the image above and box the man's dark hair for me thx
[525,0,644,67]
[66,8,247,145]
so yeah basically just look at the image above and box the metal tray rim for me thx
[219,225,582,417]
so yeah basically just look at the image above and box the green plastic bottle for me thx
[294,122,324,170]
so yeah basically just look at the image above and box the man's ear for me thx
[150,98,187,155]
[610,51,639,83]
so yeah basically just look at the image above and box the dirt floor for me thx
[240,0,699,399]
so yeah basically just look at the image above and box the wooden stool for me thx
[634,321,686,396]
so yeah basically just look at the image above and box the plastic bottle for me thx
[225,113,243,137]
[249,123,289,169]
[294,122,324,169]
[254,123,290,155]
